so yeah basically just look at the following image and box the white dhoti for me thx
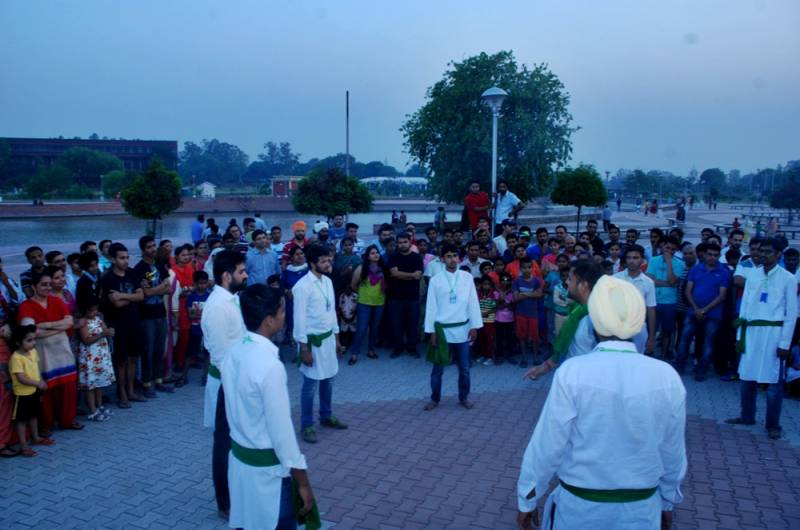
[542,484,661,530]
[227,453,285,530]
[738,326,784,384]
[203,373,221,428]
[298,334,339,381]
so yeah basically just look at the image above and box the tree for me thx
[550,164,608,233]
[102,169,138,198]
[121,158,182,236]
[292,167,373,217]
[178,139,249,185]
[401,50,576,203]
[24,165,72,198]
[698,168,726,198]
[59,147,124,187]
[769,167,800,224]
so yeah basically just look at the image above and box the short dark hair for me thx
[67,252,80,265]
[570,260,604,290]
[759,238,782,253]
[24,246,43,259]
[705,243,722,254]
[519,256,533,266]
[197,214,205,222]
[345,222,359,231]
[78,251,98,270]
[251,229,266,240]
[466,240,480,250]
[555,225,567,232]
[175,243,193,257]
[304,244,330,265]
[396,233,410,242]
[45,250,63,264]
[749,236,763,247]
[649,228,664,237]
[701,227,714,234]
[535,227,548,235]
[270,225,281,232]
[608,224,619,232]
[193,270,209,283]
[213,249,246,285]
[729,228,745,238]
[695,242,708,254]
[664,236,680,247]
[379,223,394,234]
[626,228,639,236]
[267,274,281,285]
[587,219,598,226]
[99,239,112,251]
[30,269,52,287]
[783,248,799,259]
[80,241,96,253]
[222,233,236,243]
[624,244,645,259]
[440,242,459,257]
[139,235,155,251]
[725,249,742,262]
[669,227,684,239]
[240,284,284,332]
[12,324,38,351]
[243,217,255,226]
[108,242,127,258]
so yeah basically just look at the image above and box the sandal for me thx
[118,401,131,409]
[129,394,147,403]
[20,448,37,457]
[348,356,358,366]
[87,410,110,422]
[0,446,19,458]
[33,437,56,446]
[64,422,84,430]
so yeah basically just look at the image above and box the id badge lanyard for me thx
[446,271,459,304]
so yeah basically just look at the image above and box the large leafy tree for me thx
[178,139,249,185]
[59,146,124,187]
[121,158,182,235]
[769,166,800,224]
[402,50,576,203]
[699,168,726,200]
[551,164,607,233]
[292,167,373,217]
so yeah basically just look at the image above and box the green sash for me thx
[560,480,656,503]
[426,320,469,366]
[307,329,333,348]
[733,318,784,354]
[230,439,322,530]
[207,363,221,380]
[551,303,588,364]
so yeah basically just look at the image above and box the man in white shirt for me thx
[493,219,517,256]
[423,243,483,410]
[726,238,798,440]
[460,240,490,278]
[293,244,347,444]
[224,284,317,530]
[493,179,523,235]
[517,275,686,530]
[614,244,656,354]
[200,250,248,520]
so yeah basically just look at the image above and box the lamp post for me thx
[481,86,508,226]
[99,174,105,202]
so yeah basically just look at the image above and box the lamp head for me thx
[481,86,508,114]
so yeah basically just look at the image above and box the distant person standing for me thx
[616,195,622,212]
[493,179,523,236]
[434,207,447,233]
[602,204,612,232]
[398,211,407,224]
[391,210,400,224]
[192,214,205,244]
[387,233,424,358]
[676,202,686,226]
[464,180,490,232]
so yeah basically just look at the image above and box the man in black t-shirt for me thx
[134,235,174,397]
[75,251,101,311]
[101,243,144,407]
[387,233,424,358]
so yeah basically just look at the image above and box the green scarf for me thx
[230,440,322,530]
[733,318,784,354]
[426,320,469,366]
[295,330,334,366]
[551,303,588,364]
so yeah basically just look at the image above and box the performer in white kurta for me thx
[224,284,316,530]
[199,250,248,518]
[517,275,687,530]
[293,244,347,444]
[423,243,483,410]
[726,238,798,439]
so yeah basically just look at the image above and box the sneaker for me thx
[301,427,317,444]
[483,359,495,366]
[143,388,157,399]
[100,406,114,416]
[87,410,110,422]
[320,416,348,430]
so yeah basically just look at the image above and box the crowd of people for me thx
[0,193,798,528]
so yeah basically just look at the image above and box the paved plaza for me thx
[2,345,800,530]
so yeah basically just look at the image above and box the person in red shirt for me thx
[464,180,490,232]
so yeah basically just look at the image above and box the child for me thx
[78,299,116,421]
[540,237,561,274]
[512,257,544,368]
[552,266,572,335]
[11,325,53,457]
[480,261,496,286]
[495,272,517,364]
[607,241,622,272]
[477,275,499,366]
[179,270,211,387]
[338,284,358,357]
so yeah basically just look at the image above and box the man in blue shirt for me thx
[245,230,280,285]
[646,236,685,359]
[191,214,205,244]
[675,243,730,381]
[493,179,523,235]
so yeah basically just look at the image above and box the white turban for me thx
[314,221,329,233]
[587,275,645,340]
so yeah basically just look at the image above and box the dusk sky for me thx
[1,0,797,176]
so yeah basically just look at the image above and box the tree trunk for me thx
[575,205,582,234]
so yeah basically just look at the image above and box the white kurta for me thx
[222,332,307,530]
[292,272,340,380]
[614,270,655,352]
[737,265,798,384]
[566,315,596,358]
[200,285,245,428]
[424,269,483,343]
[518,341,686,530]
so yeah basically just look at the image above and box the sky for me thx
[1,0,798,177]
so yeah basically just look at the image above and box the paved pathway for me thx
[2,347,800,529]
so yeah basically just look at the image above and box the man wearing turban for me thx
[517,275,686,530]
[281,221,308,267]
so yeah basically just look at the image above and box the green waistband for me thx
[733,318,784,354]
[426,320,469,367]
[560,480,656,503]
[307,329,333,348]
[230,439,280,467]
[207,363,221,380]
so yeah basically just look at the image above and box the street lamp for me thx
[481,86,508,225]
[99,174,105,202]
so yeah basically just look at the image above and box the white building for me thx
[198,181,217,199]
